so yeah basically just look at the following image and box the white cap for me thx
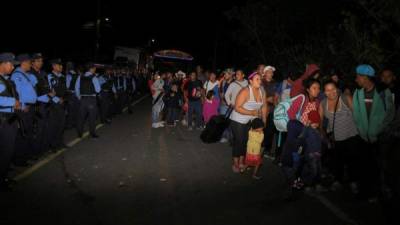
[176,70,186,78]
[263,66,276,73]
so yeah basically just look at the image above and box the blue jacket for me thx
[11,67,37,108]
[0,75,17,113]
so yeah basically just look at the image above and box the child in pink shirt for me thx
[203,90,220,124]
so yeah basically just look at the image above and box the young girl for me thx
[202,90,220,124]
[245,118,265,179]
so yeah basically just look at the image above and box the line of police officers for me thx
[0,52,138,191]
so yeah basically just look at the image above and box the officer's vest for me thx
[69,74,79,91]
[0,75,18,104]
[80,75,96,95]
[102,76,113,92]
[50,73,67,97]
[31,70,50,96]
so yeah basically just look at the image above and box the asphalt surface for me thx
[0,96,383,225]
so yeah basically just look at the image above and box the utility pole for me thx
[95,0,101,61]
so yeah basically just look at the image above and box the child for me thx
[245,118,265,179]
[163,84,182,127]
[202,90,220,124]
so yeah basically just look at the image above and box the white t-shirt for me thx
[203,80,219,93]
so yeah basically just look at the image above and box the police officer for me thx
[47,59,68,151]
[11,54,38,165]
[65,62,80,129]
[30,53,55,155]
[98,67,116,124]
[125,69,136,114]
[75,62,101,138]
[0,53,21,191]
[115,68,126,114]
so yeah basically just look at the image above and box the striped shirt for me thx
[323,96,358,141]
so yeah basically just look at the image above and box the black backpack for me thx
[200,115,230,143]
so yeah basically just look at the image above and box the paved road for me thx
[0,96,382,225]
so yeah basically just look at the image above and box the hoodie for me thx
[290,64,320,98]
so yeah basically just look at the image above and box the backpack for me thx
[273,94,306,132]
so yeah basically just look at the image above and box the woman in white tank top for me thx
[230,72,268,173]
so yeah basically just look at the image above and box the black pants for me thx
[358,139,380,198]
[116,91,127,114]
[65,94,80,129]
[32,103,51,155]
[380,134,400,225]
[275,132,287,161]
[77,97,98,136]
[13,107,35,163]
[48,103,66,149]
[263,113,276,154]
[166,107,179,125]
[126,92,135,113]
[331,136,362,183]
[99,91,113,122]
[230,120,250,158]
[0,118,18,181]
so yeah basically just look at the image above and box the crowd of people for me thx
[0,52,148,191]
[2,51,399,222]
[149,64,399,216]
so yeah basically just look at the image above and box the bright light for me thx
[105,18,110,22]
[151,39,155,43]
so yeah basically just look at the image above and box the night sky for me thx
[0,0,345,66]
[0,0,243,66]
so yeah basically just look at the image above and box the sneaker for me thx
[152,123,160,128]
[264,153,275,160]
[157,122,165,128]
[181,120,188,126]
[196,126,203,131]
[219,138,228,143]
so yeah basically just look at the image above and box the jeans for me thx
[302,152,322,186]
[188,100,202,128]
[219,104,229,116]
[167,107,179,125]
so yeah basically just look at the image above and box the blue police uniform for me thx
[11,64,38,165]
[46,59,68,150]
[115,74,127,114]
[30,53,52,155]
[0,53,19,189]
[65,70,80,129]
[98,73,116,123]
[75,71,101,138]
[125,73,136,114]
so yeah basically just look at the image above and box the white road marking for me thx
[14,94,149,181]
